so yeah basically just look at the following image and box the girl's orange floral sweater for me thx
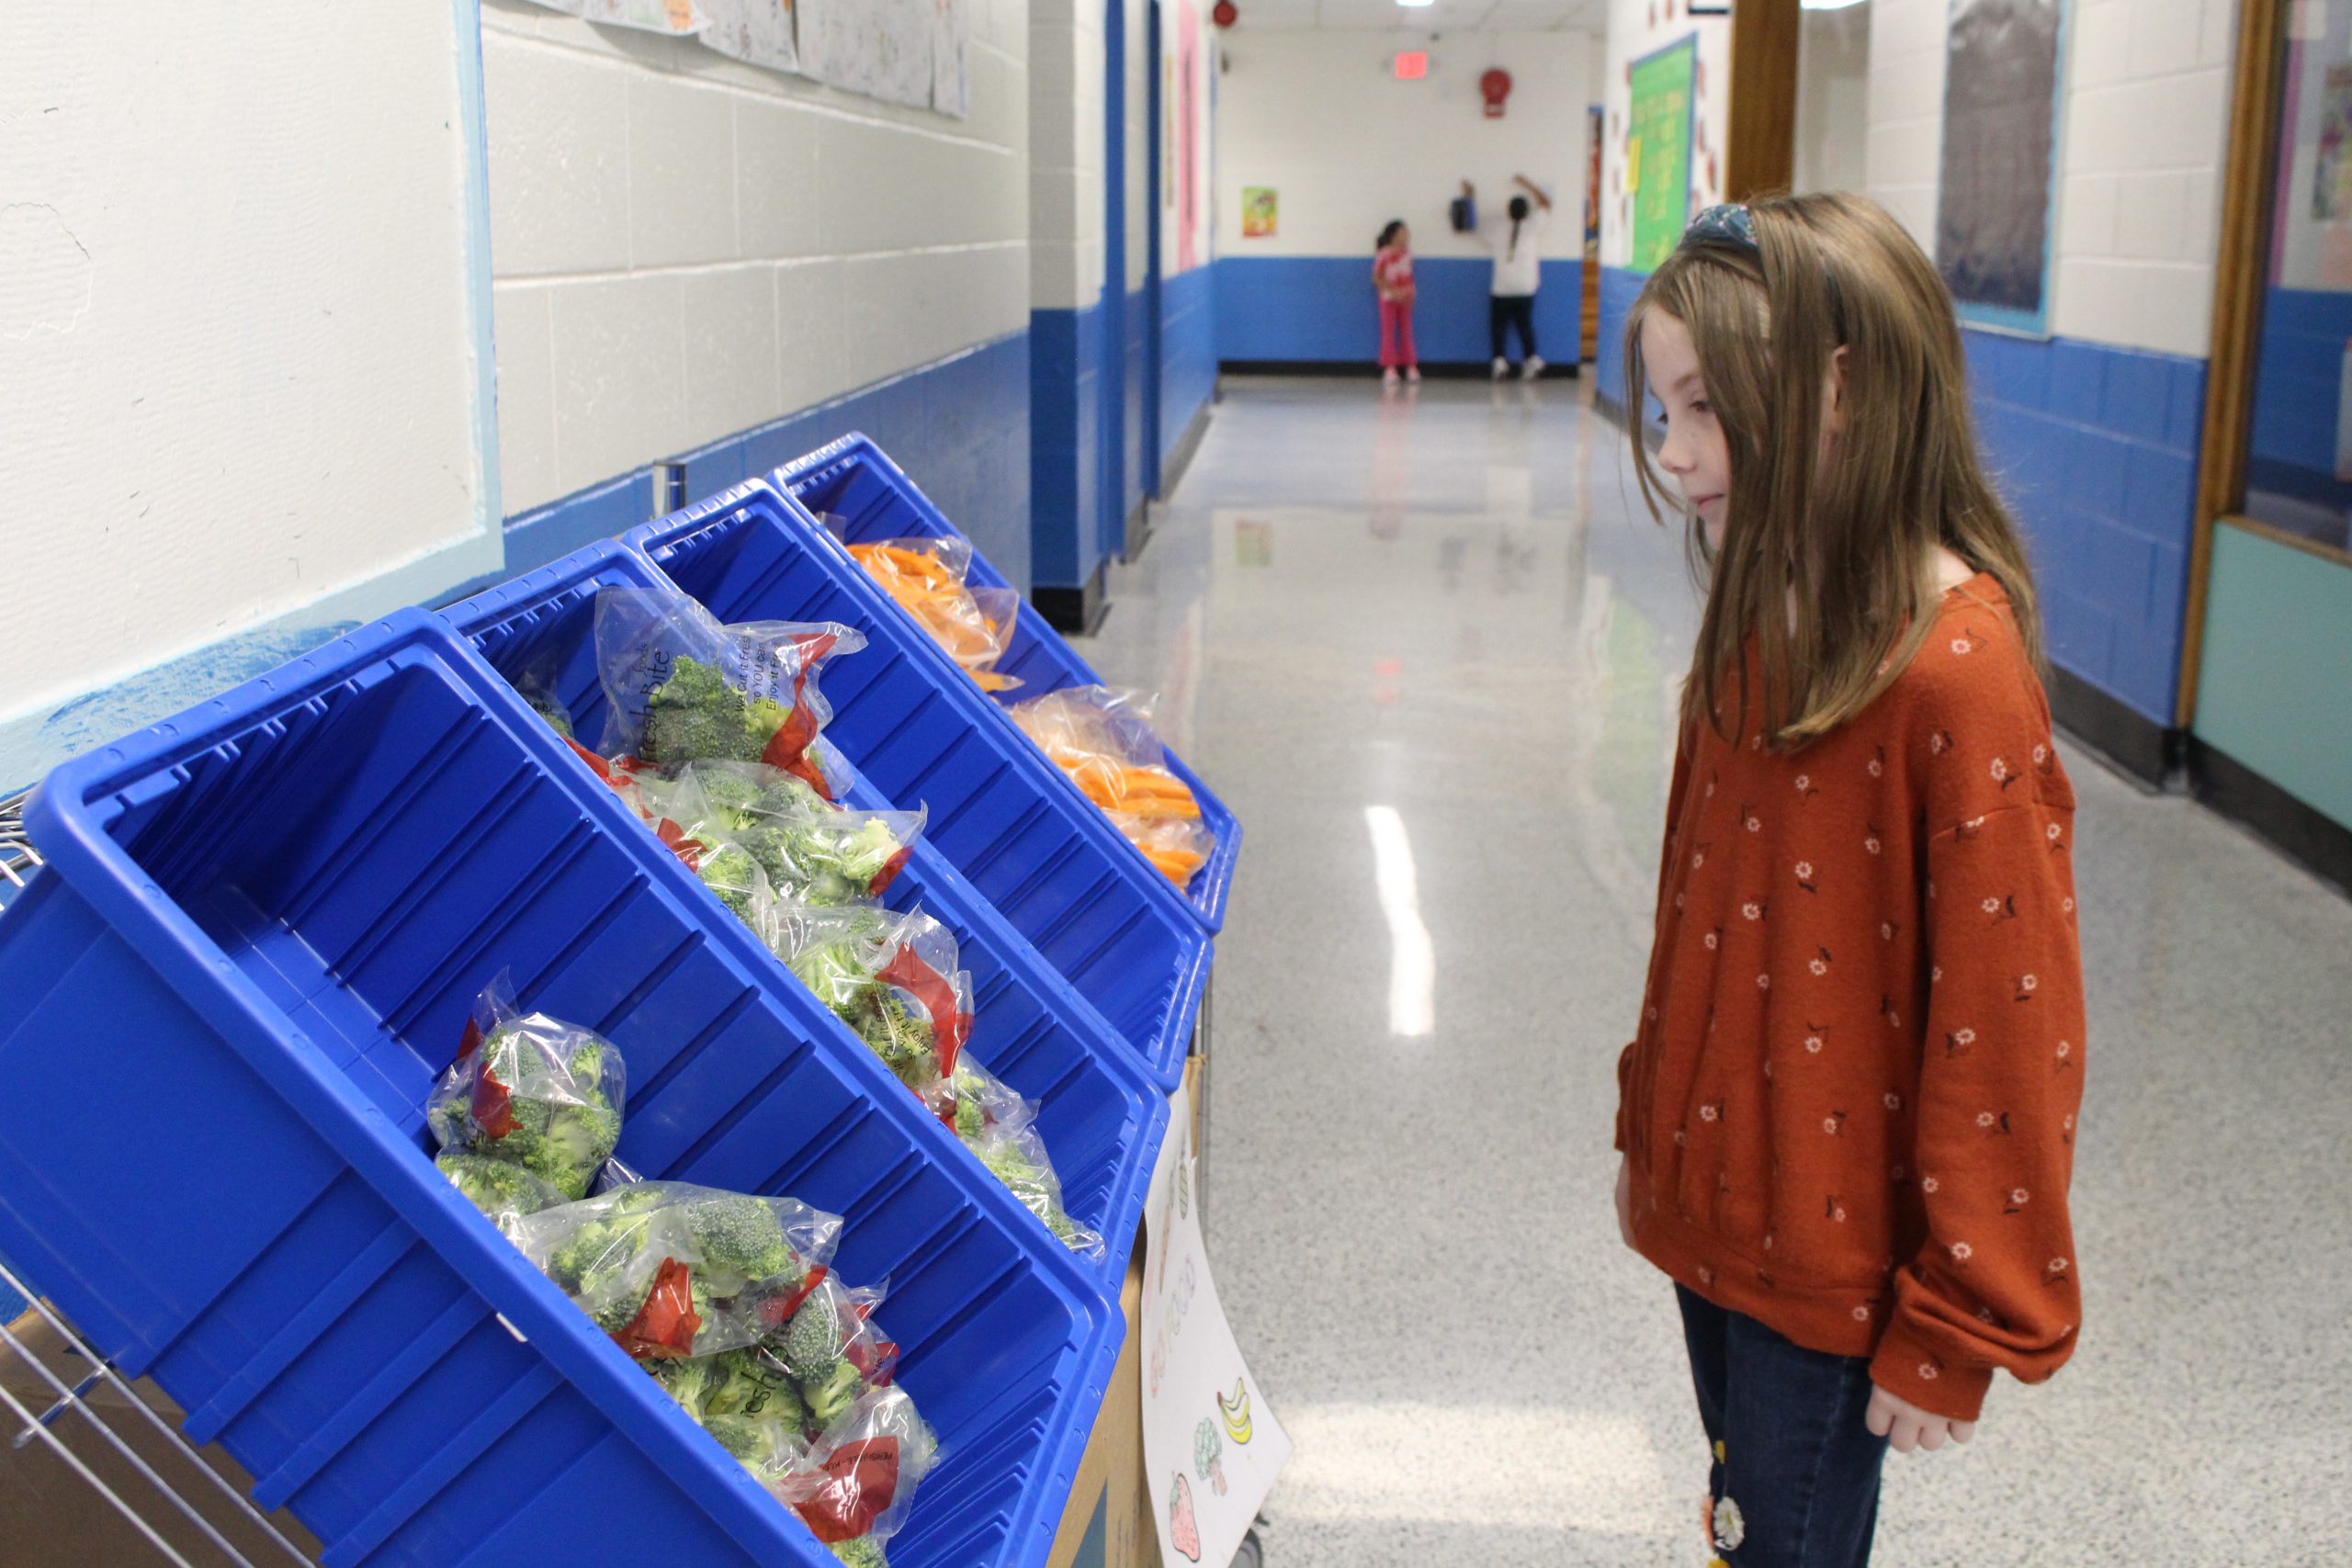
[1616,576,2086,1422]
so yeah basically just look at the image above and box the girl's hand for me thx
[1614,1156,1634,1247]
[1865,1383,1978,1454]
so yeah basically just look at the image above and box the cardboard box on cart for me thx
[1048,1050,1206,1568]
[0,1304,322,1564]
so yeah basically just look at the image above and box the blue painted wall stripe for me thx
[1215,256,1585,365]
[483,331,1035,598]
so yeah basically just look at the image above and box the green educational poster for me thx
[1628,36,1697,273]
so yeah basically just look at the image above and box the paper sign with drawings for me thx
[1142,1081,1287,1567]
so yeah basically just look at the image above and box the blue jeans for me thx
[1677,1284,1890,1567]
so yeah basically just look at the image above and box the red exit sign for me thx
[1395,51,1428,79]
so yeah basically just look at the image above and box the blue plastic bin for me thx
[776,434,1242,933]
[441,539,1167,1291]
[628,487,1208,1090]
[0,610,1119,1568]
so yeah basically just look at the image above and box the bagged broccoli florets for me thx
[514,1182,842,1361]
[757,905,972,1095]
[425,979,628,1201]
[948,1059,1102,1258]
[649,762,922,908]
[594,585,863,795]
[435,1149,565,1236]
[772,1383,941,1551]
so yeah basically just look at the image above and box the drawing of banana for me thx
[1217,1378,1252,1445]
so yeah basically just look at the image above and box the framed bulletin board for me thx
[1628,36,1698,273]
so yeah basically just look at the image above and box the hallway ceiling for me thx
[1226,0,1606,30]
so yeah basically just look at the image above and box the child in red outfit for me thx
[1373,219,1419,389]
[1614,194,2086,1567]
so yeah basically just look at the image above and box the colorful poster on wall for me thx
[1142,1081,1289,1568]
[698,0,795,73]
[1935,0,2070,336]
[1626,37,1696,273]
[1241,186,1277,239]
[797,0,933,111]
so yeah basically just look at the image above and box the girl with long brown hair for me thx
[1611,193,2087,1566]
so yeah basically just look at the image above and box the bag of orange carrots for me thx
[1005,685,1215,888]
[831,528,1023,694]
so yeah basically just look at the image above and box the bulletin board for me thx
[1627,36,1697,273]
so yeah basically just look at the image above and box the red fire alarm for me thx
[1213,0,1237,27]
[1395,50,1428,80]
[1480,68,1512,118]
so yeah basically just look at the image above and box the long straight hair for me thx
[1623,191,2043,750]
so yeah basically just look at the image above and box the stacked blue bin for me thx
[775,434,1242,934]
[630,485,1209,1090]
[0,612,1125,1568]
[441,538,1167,1293]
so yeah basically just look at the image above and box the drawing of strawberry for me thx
[1167,1473,1202,1561]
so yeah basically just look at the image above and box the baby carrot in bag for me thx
[1007,685,1216,887]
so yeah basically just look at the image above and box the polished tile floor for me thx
[1072,377,2352,1567]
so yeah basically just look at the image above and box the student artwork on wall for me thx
[1934,0,2070,337]
[1241,187,1278,239]
[699,0,796,73]
[521,0,705,32]
[1626,36,1696,273]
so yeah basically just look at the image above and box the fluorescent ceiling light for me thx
[1802,0,1865,8]
[1396,0,1436,8]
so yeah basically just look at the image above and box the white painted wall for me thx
[481,0,1032,514]
[1794,4,1871,198]
[0,5,500,732]
[1864,0,2233,358]
[1032,0,1106,310]
[1600,0,1731,269]
[1214,29,1598,260]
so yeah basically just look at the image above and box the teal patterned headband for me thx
[1684,203,1758,253]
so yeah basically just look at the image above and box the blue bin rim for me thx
[766,435,1243,935]
[22,605,1122,1565]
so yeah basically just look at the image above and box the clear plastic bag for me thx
[434,1149,565,1238]
[831,527,1022,694]
[756,904,973,1095]
[513,1182,842,1361]
[1006,685,1215,886]
[770,1384,941,1549]
[948,1059,1102,1259]
[425,977,628,1201]
[659,762,924,907]
[594,583,865,795]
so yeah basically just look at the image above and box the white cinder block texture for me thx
[734,97,822,261]
[483,36,632,277]
[548,276,691,491]
[628,76,740,268]
[492,287,560,513]
[1865,0,2234,359]
[682,265,782,442]
[485,0,1034,514]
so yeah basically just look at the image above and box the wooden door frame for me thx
[1725,0,1798,202]
[2177,0,2290,730]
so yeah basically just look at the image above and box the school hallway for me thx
[1070,377,2352,1567]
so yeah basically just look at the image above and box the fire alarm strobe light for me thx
[1395,51,1428,79]
[1480,67,1512,118]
